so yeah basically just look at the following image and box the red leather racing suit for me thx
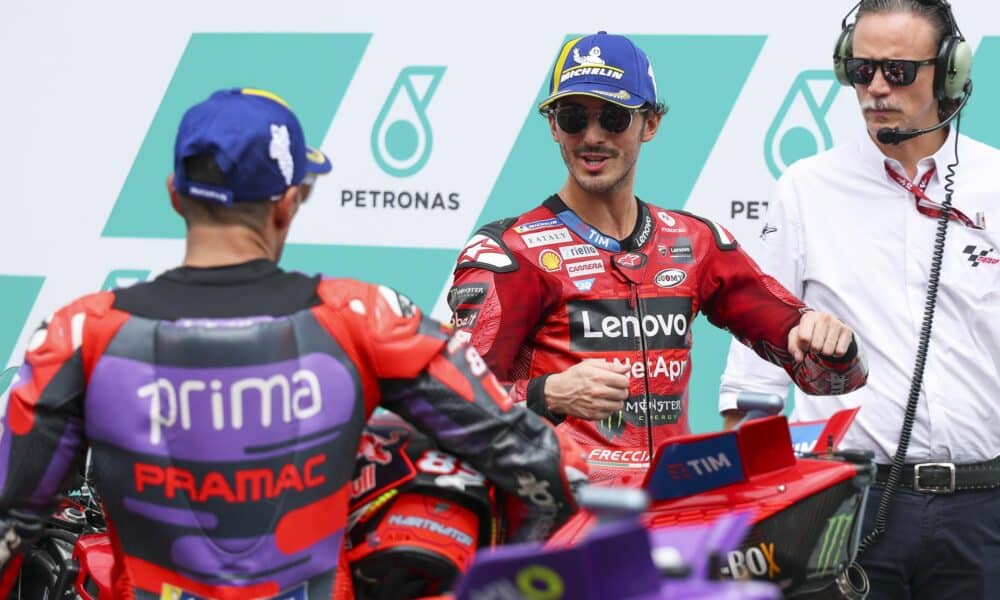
[0,260,586,599]
[449,196,867,481]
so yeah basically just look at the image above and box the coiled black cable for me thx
[858,112,962,555]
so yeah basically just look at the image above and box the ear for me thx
[640,111,661,143]
[270,185,300,231]
[167,174,184,217]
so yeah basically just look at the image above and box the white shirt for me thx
[719,126,1000,464]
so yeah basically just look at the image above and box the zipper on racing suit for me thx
[630,282,655,463]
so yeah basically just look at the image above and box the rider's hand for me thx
[787,310,854,363]
[544,359,629,421]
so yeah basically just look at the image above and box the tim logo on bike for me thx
[645,433,744,501]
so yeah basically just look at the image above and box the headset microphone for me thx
[876,81,972,145]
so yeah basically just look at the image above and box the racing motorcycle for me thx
[445,486,782,600]
[10,401,872,599]
[550,408,873,598]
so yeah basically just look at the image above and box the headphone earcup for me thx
[833,25,855,86]
[935,36,972,100]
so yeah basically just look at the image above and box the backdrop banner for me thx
[3,1,998,431]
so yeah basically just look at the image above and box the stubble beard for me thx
[560,144,637,195]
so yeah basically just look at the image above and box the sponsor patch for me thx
[568,297,692,352]
[654,268,687,288]
[457,234,514,269]
[538,249,563,272]
[573,278,596,292]
[596,393,684,439]
[566,259,605,278]
[447,283,489,309]
[634,214,654,247]
[723,542,783,580]
[657,211,676,227]
[559,243,600,260]
[962,245,999,268]
[645,433,744,501]
[514,218,561,233]
[587,448,651,466]
[614,252,646,270]
[451,308,480,329]
[521,227,572,248]
[669,238,694,264]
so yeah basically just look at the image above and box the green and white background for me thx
[3,1,999,431]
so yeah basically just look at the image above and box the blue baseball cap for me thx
[306,146,332,176]
[539,32,658,110]
[174,88,329,204]
[303,145,332,186]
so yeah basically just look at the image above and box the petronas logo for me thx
[815,512,854,576]
[764,70,840,179]
[372,66,446,177]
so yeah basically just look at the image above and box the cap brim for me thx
[305,146,332,175]
[539,83,647,110]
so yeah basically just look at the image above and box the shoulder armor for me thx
[455,217,519,273]
[673,210,738,251]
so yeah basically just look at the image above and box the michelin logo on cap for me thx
[539,31,659,110]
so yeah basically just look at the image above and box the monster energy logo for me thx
[815,512,854,576]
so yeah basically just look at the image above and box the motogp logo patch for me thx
[963,245,999,268]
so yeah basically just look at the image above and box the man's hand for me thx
[544,359,630,420]
[721,409,744,431]
[787,310,854,363]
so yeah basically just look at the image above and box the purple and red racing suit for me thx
[0,259,587,599]
[449,196,868,481]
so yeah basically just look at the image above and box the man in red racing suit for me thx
[449,33,868,482]
[0,88,587,599]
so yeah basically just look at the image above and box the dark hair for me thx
[178,154,271,231]
[645,101,668,117]
[855,0,959,118]
[539,99,668,118]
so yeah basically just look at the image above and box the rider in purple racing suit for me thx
[0,88,587,599]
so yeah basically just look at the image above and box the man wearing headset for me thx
[447,31,869,484]
[720,1,1000,597]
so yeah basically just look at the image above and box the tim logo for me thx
[372,66,446,177]
[962,245,999,267]
[665,452,733,480]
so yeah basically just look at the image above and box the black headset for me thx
[832,0,972,100]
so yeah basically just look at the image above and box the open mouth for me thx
[579,153,612,171]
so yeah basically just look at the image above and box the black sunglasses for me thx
[549,103,646,134]
[844,57,936,86]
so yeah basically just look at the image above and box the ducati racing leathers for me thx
[449,196,867,481]
[0,260,587,599]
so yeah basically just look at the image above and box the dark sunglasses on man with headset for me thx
[844,57,936,86]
